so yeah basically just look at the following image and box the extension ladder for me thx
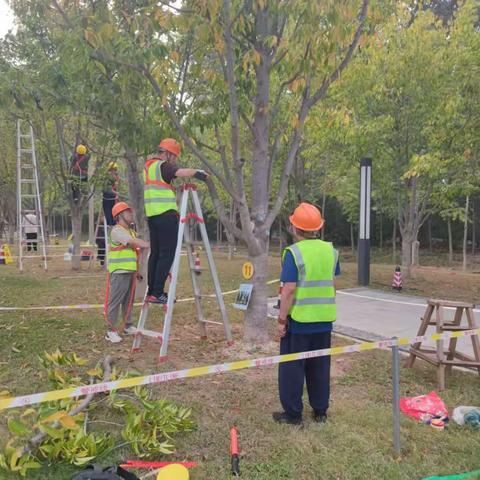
[16,119,48,272]
[132,184,233,362]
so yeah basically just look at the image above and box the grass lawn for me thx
[0,250,479,479]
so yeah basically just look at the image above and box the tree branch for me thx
[206,178,244,239]
[141,68,240,202]
[22,356,112,455]
[214,124,233,186]
[261,82,312,232]
[307,0,369,108]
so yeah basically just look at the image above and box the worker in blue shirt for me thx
[273,202,340,425]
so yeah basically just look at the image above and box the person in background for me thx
[70,144,90,203]
[22,213,38,252]
[103,161,120,226]
[105,202,149,343]
[143,138,208,304]
[273,202,340,425]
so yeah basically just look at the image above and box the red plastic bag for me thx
[400,391,448,423]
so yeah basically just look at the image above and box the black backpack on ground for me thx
[71,464,140,480]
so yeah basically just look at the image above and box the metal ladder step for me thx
[134,328,163,339]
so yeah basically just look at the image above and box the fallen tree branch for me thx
[22,356,113,455]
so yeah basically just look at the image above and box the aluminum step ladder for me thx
[16,119,48,272]
[89,210,109,269]
[132,184,233,362]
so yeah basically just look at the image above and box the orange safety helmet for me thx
[289,202,325,232]
[158,138,181,157]
[112,202,132,219]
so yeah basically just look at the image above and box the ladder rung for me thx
[20,134,31,138]
[21,179,36,183]
[135,329,163,339]
[22,209,37,213]
[199,319,223,325]
[20,149,33,153]
[21,164,34,168]
[21,194,38,198]
[441,325,477,332]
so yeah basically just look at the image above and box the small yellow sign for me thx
[2,245,13,265]
[242,261,254,280]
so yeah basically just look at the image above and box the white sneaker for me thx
[124,325,137,335]
[105,331,122,343]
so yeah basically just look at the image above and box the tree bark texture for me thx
[124,147,148,298]
[70,204,83,270]
[463,195,469,271]
[447,218,453,265]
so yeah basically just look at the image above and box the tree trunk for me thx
[243,244,269,343]
[88,188,95,245]
[379,211,383,250]
[321,191,326,240]
[471,198,476,256]
[401,234,412,277]
[71,204,83,270]
[428,217,432,252]
[278,216,284,254]
[392,218,397,261]
[124,147,148,298]
[350,223,355,256]
[463,196,469,271]
[226,201,236,260]
[447,218,453,265]
[8,221,15,244]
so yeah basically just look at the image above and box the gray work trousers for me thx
[107,272,136,330]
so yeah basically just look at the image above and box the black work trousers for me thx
[278,330,331,418]
[147,213,179,297]
[102,191,117,226]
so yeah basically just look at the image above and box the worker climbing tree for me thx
[70,144,90,203]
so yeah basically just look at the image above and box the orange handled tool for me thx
[230,426,240,476]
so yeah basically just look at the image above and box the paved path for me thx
[268,288,479,357]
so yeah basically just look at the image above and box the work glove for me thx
[194,169,209,182]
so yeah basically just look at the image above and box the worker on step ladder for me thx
[144,138,208,304]
[105,202,149,343]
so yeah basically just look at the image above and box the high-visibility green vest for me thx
[108,226,137,273]
[143,158,178,217]
[283,239,338,323]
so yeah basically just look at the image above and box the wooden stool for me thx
[406,299,480,390]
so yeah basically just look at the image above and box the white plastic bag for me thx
[452,406,480,426]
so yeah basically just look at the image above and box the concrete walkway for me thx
[268,288,480,357]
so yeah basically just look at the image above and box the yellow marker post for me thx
[242,261,254,280]
[156,464,189,480]
[2,245,13,265]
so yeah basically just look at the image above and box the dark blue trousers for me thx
[278,331,331,418]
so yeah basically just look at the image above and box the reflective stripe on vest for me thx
[283,239,337,323]
[108,227,137,273]
[143,159,177,217]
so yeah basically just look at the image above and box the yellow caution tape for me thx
[0,279,281,312]
[1,328,478,411]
